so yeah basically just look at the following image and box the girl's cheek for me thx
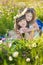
[20,23,23,27]
[28,17,32,21]
[18,23,22,26]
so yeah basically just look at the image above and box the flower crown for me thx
[14,8,27,19]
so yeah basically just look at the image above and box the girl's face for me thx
[25,12,33,22]
[18,19,27,28]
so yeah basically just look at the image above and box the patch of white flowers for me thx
[12,51,19,58]
[32,43,37,48]
[9,56,13,61]
[26,58,30,62]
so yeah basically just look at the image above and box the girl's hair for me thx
[16,15,25,38]
[25,8,36,22]
[16,15,25,30]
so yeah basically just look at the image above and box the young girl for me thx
[16,15,28,39]
[24,8,40,40]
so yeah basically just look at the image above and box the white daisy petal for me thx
[9,56,13,61]
[13,51,19,58]
[26,58,30,62]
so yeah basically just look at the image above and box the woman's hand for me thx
[16,29,20,34]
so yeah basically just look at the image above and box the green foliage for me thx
[0,34,43,65]
[35,7,43,22]
[0,6,18,35]
[0,19,7,35]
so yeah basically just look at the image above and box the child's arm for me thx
[29,32,34,40]
[25,22,39,33]
[32,22,39,31]
[28,22,39,40]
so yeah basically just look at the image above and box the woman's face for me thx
[25,12,33,22]
[18,19,27,28]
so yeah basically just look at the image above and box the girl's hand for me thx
[23,28,32,33]
[21,28,31,33]
[16,30,20,34]
[20,28,29,33]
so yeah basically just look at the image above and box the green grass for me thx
[0,34,43,65]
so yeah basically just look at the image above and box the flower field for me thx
[0,34,43,65]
